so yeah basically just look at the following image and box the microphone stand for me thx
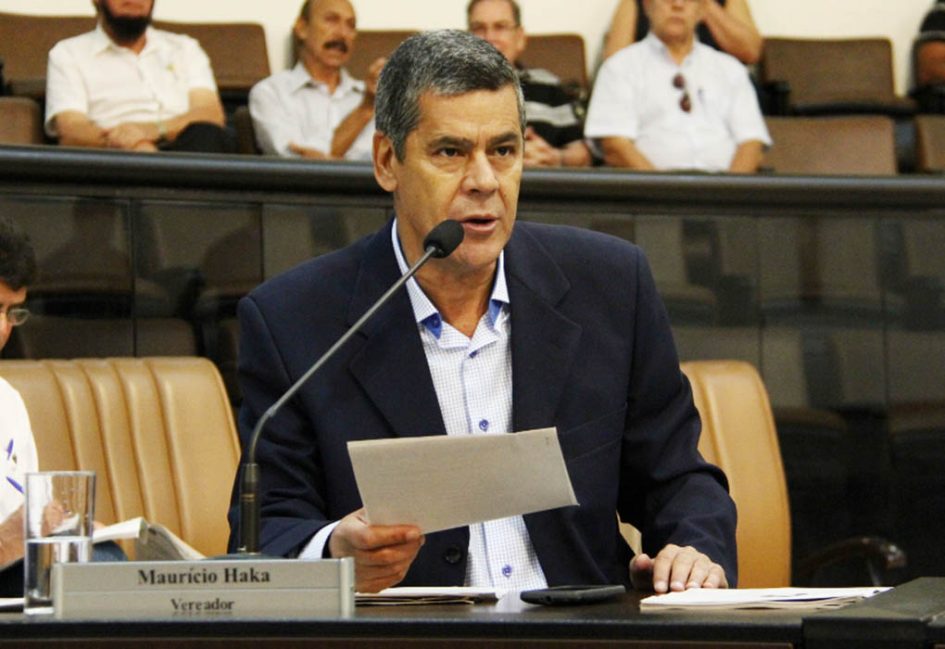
[238,230,459,554]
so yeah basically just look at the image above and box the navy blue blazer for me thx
[227,220,737,587]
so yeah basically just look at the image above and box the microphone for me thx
[238,219,465,554]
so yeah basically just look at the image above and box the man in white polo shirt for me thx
[45,0,233,153]
[585,0,769,173]
[248,0,384,160]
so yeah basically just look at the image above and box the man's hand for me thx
[363,57,387,105]
[630,544,728,593]
[523,127,563,167]
[0,506,25,565]
[289,143,331,160]
[327,508,424,593]
[105,123,155,151]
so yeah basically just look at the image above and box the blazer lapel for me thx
[346,223,447,439]
[506,225,583,432]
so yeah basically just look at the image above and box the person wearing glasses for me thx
[0,214,38,594]
[467,0,592,167]
[585,0,769,172]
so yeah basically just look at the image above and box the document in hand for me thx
[640,587,891,611]
[93,517,204,561]
[347,427,578,533]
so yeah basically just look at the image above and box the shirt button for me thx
[443,545,465,565]
[502,564,513,578]
[469,350,478,358]
[478,419,489,432]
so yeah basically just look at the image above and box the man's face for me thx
[374,85,524,277]
[468,0,526,65]
[644,0,705,45]
[0,281,27,352]
[296,0,357,71]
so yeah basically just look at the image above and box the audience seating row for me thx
[0,357,239,558]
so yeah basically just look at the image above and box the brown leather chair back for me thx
[518,33,588,92]
[0,12,94,98]
[0,97,44,144]
[0,357,239,557]
[761,37,899,109]
[682,360,792,588]
[763,116,897,176]
[346,30,417,82]
[915,114,945,173]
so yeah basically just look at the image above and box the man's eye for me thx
[495,145,516,156]
[438,148,461,157]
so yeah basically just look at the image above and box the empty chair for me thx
[346,30,417,83]
[915,115,945,172]
[518,33,588,95]
[0,11,93,98]
[760,37,914,116]
[763,116,897,176]
[0,97,43,145]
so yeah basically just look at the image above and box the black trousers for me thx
[161,122,237,154]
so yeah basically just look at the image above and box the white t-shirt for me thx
[0,377,37,524]
[585,33,771,172]
[248,63,374,161]
[45,25,218,137]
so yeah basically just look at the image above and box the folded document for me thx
[93,517,203,561]
[640,586,891,611]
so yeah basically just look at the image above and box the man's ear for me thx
[293,16,308,44]
[373,132,399,192]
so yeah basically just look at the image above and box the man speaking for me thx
[228,30,736,595]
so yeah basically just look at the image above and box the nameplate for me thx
[51,558,354,619]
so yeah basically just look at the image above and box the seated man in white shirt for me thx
[585,0,769,173]
[249,0,384,161]
[45,0,233,154]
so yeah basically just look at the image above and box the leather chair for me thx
[518,33,588,95]
[0,357,240,557]
[346,30,417,83]
[763,116,897,176]
[914,114,945,172]
[679,360,905,587]
[760,37,915,117]
[0,97,43,145]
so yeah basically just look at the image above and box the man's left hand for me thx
[105,123,155,151]
[630,544,728,593]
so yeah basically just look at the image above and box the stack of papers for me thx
[640,587,891,611]
[357,587,497,606]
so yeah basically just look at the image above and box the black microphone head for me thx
[423,220,465,258]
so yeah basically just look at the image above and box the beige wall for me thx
[0,0,933,93]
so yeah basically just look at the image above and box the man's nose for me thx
[463,151,500,194]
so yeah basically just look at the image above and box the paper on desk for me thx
[348,427,577,534]
[640,586,891,611]
[357,586,497,606]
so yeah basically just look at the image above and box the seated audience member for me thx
[0,216,125,598]
[467,0,592,167]
[45,0,234,154]
[915,1,945,87]
[0,216,38,596]
[228,30,736,595]
[585,0,769,173]
[603,0,762,64]
[249,0,383,160]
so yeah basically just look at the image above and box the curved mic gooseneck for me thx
[238,219,465,554]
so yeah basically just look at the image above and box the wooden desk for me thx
[0,589,802,649]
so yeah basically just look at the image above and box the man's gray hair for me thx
[375,30,525,161]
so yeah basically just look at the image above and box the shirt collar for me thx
[291,62,364,95]
[390,218,509,340]
[644,30,698,67]
[93,23,156,56]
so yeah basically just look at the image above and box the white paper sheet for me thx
[0,597,23,612]
[640,586,891,611]
[356,586,497,606]
[347,427,578,534]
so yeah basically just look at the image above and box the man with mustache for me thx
[45,0,232,153]
[249,0,384,160]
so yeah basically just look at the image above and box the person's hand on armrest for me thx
[630,544,728,594]
[327,508,424,593]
